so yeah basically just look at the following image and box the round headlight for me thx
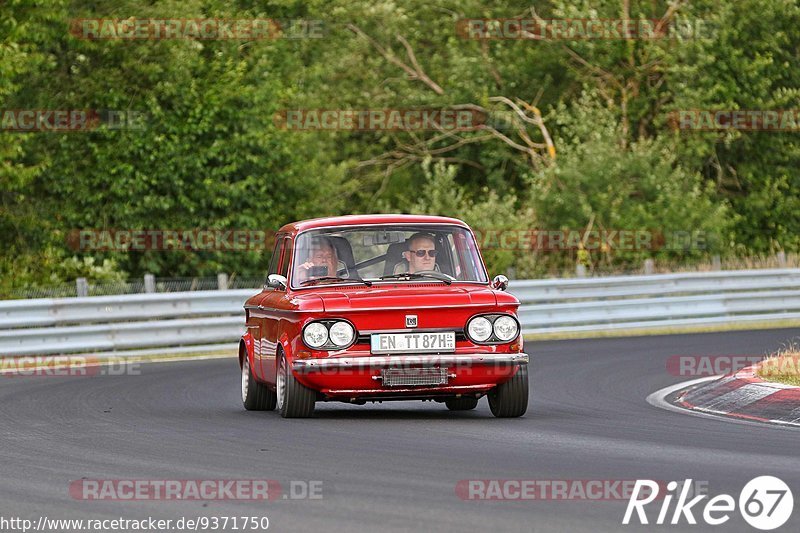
[467,316,493,342]
[493,315,519,341]
[303,322,329,348]
[329,321,355,347]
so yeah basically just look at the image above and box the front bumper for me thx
[292,352,528,372]
[292,352,528,399]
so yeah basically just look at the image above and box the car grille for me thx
[380,367,449,387]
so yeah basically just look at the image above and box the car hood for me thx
[309,284,499,313]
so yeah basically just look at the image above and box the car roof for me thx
[277,214,470,234]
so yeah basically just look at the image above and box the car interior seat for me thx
[384,242,408,276]
[328,236,359,278]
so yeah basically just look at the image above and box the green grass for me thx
[758,351,800,386]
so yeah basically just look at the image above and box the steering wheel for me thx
[414,270,456,280]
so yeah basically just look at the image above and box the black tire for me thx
[241,353,276,411]
[445,397,479,411]
[487,365,529,418]
[277,351,316,418]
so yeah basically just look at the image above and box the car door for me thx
[243,236,282,382]
[257,235,292,385]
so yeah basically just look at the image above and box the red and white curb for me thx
[649,365,800,428]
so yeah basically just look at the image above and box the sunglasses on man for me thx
[409,249,438,258]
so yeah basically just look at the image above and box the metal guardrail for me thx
[512,269,800,334]
[2,269,800,356]
[0,290,254,330]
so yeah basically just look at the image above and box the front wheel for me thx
[241,354,276,411]
[488,365,529,418]
[277,351,316,418]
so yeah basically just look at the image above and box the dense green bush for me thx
[1,0,797,294]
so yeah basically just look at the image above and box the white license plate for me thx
[370,332,456,354]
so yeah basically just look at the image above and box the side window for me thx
[267,237,282,276]
[279,237,292,277]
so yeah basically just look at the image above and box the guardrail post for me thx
[76,277,88,297]
[575,264,587,278]
[712,255,721,271]
[644,259,655,275]
[217,273,229,290]
[144,273,156,293]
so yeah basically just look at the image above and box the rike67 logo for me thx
[623,476,793,530]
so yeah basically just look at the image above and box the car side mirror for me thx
[491,274,509,291]
[266,274,287,291]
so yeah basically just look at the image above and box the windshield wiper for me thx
[377,272,452,285]
[300,276,372,287]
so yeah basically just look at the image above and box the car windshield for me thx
[290,224,488,288]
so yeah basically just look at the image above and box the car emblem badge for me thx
[405,315,418,328]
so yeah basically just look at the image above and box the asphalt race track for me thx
[2,329,799,532]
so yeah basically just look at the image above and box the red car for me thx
[239,214,529,418]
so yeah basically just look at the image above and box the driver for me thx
[397,233,438,274]
[297,236,339,282]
